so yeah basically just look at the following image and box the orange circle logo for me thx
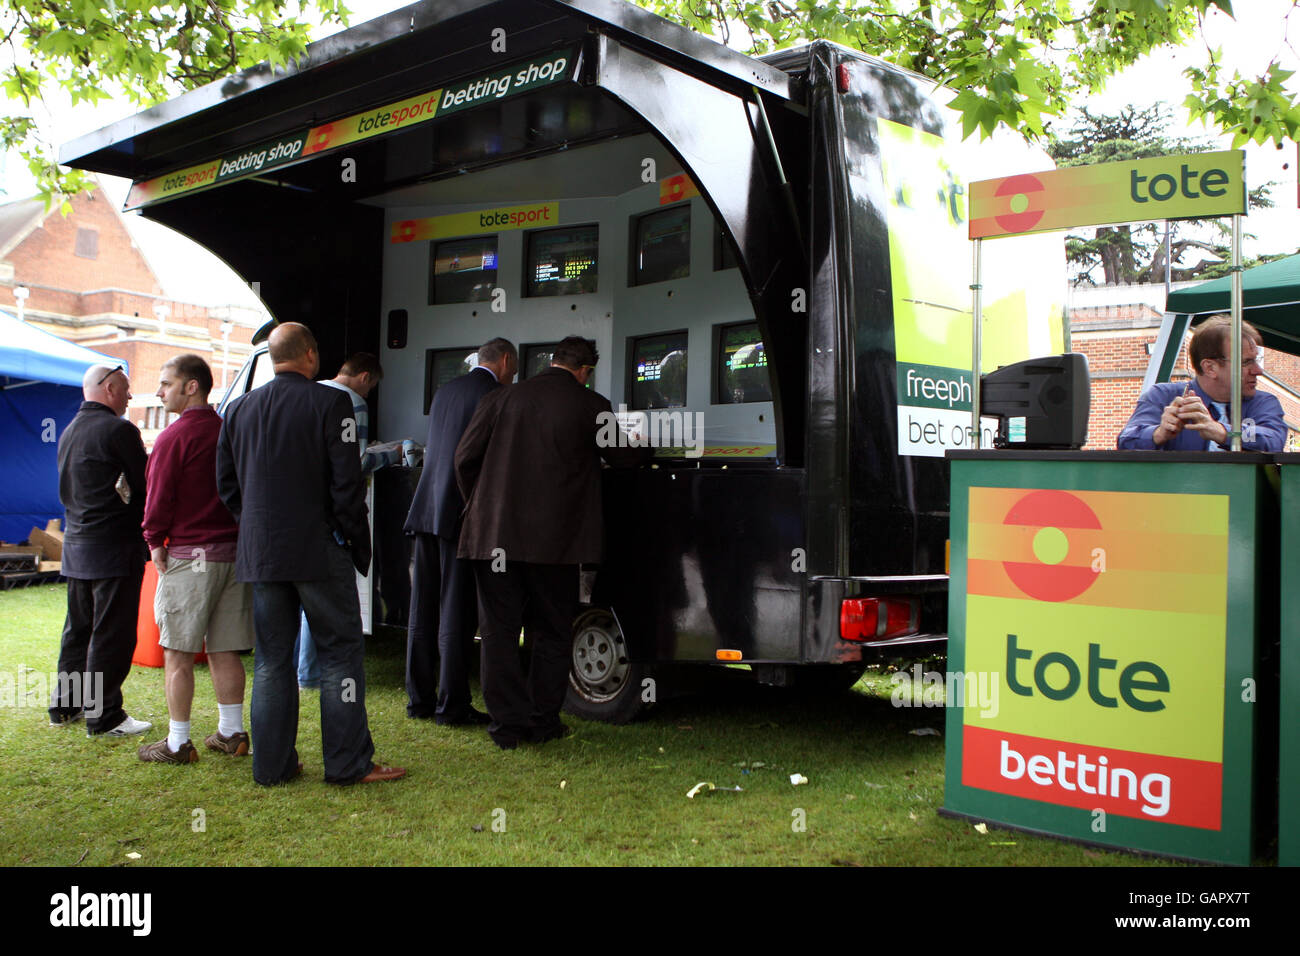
[1001,490,1100,602]
[994,174,1045,234]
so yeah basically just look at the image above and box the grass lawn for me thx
[0,583,1170,867]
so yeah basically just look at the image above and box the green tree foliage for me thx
[1045,103,1276,284]
[2,0,350,208]
[641,1,1299,144]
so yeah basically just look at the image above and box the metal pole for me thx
[1163,223,1172,303]
[1230,213,1243,451]
[971,238,983,449]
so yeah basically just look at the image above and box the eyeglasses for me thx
[1212,352,1265,372]
[96,365,124,385]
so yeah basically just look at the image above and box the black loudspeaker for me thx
[981,353,1091,450]
[387,309,408,349]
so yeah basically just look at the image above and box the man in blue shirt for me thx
[297,353,384,690]
[1117,315,1287,452]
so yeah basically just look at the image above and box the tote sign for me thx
[969,151,1246,239]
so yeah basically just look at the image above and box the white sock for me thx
[168,720,190,752]
[217,703,244,737]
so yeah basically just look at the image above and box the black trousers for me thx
[435,535,479,720]
[405,533,440,717]
[473,560,577,744]
[405,533,480,719]
[50,570,144,733]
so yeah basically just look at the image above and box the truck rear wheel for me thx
[564,608,649,724]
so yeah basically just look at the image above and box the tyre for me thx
[564,608,650,724]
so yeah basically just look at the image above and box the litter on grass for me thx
[909,727,941,736]
[686,781,743,798]
[789,773,808,786]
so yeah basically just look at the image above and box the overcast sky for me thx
[1,0,1296,303]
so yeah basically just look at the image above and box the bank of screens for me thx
[715,322,770,404]
[429,236,498,304]
[628,331,688,409]
[525,225,598,296]
[630,204,690,286]
[423,347,477,414]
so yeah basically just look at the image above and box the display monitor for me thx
[521,343,558,380]
[630,204,690,286]
[429,236,498,304]
[423,347,477,414]
[628,331,688,409]
[980,353,1091,449]
[520,342,595,387]
[524,225,598,297]
[714,321,770,404]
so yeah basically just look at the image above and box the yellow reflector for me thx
[716,649,743,662]
[945,539,950,574]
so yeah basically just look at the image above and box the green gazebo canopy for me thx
[1166,254,1300,355]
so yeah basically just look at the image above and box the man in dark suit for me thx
[404,337,517,724]
[48,363,152,737]
[454,336,650,748]
[216,322,405,785]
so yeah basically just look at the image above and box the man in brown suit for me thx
[454,336,649,748]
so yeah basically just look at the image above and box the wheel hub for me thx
[571,614,630,701]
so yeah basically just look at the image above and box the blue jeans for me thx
[251,543,375,785]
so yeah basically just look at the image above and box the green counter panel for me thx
[1279,461,1300,867]
[944,453,1271,865]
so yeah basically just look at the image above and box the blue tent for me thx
[0,308,124,543]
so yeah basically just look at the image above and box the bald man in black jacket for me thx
[216,322,404,786]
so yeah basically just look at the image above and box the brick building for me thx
[1068,282,1300,451]
[0,182,265,446]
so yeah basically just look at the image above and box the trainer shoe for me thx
[49,709,84,727]
[90,715,152,738]
[137,737,198,764]
[204,730,250,756]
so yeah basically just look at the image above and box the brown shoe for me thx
[138,737,198,764]
[204,730,250,756]
[358,763,407,783]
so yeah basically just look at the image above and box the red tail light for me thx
[840,597,918,642]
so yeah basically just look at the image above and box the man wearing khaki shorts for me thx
[138,355,252,764]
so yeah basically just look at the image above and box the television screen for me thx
[629,331,688,409]
[525,225,598,297]
[715,322,770,404]
[630,204,690,286]
[429,236,498,304]
[521,343,557,380]
[423,347,477,414]
[521,342,594,388]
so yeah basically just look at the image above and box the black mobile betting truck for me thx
[61,0,1064,721]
